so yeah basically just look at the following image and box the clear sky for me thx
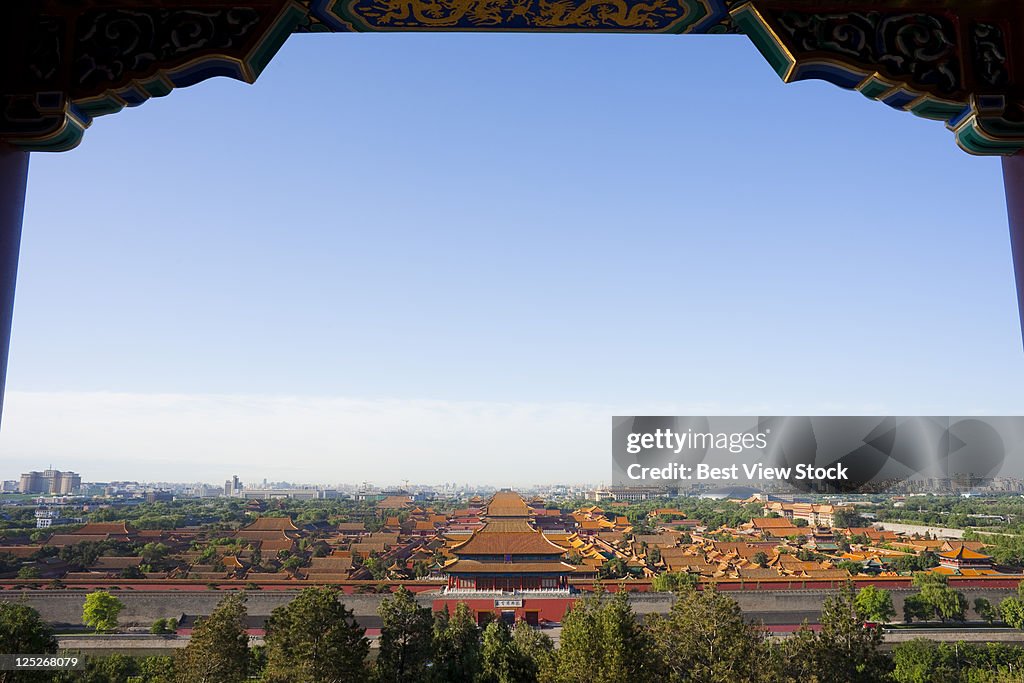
[2,33,1023,486]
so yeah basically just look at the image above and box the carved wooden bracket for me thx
[734,1,1024,155]
[2,0,1022,154]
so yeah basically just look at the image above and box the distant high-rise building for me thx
[18,469,80,494]
[19,472,40,493]
[224,475,242,497]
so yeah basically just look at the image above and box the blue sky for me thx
[2,33,1022,485]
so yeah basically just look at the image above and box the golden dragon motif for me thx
[356,0,682,29]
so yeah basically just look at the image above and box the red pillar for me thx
[0,146,27,426]
[1002,154,1024,347]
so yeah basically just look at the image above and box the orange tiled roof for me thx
[803,568,851,578]
[74,522,133,536]
[479,519,535,533]
[750,518,798,529]
[305,557,353,573]
[452,522,565,556]
[46,534,109,546]
[377,495,413,510]
[445,559,576,574]
[235,530,294,541]
[241,517,299,532]
[351,543,387,555]
[259,539,295,553]
[485,492,531,518]
[90,556,142,570]
[0,545,43,557]
[939,546,992,560]
[737,567,780,579]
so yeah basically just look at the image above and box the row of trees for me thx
[10,581,1024,682]
[0,582,887,683]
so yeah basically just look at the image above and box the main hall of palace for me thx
[443,491,579,593]
[434,491,587,625]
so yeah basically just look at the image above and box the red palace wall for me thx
[432,596,576,625]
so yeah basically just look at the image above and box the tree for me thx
[648,584,768,683]
[138,655,177,683]
[82,590,124,632]
[376,586,434,683]
[63,652,140,683]
[771,625,819,682]
[891,639,940,683]
[902,594,932,623]
[431,603,481,683]
[752,552,769,568]
[151,617,178,634]
[810,583,889,683]
[853,585,895,623]
[175,592,249,683]
[0,603,58,683]
[974,597,997,624]
[120,565,144,579]
[510,620,554,681]
[1000,595,1024,629]
[479,620,531,683]
[596,588,660,682]
[556,585,662,681]
[140,542,169,564]
[17,566,40,579]
[911,573,965,622]
[262,586,369,682]
[599,557,627,579]
[837,561,862,576]
[282,556,304,572]
[651,571,697,593]
[833,510,867,529]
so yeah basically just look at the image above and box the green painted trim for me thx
[10,111,87,152]
[731,5,791,80]
[956,116,1024,156]
[908,99,966,123]
[17,2,305,152]
[857,78,890,100]
[139,77,173,99]
[732,3,1024,155]
[248,4,307,77]
[76,96,125,119]
[667,0,708,35]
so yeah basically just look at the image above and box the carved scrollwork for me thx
[3,0,1024,155]
[774,11,962,96]
[74,9,263,95]
[25,18,64,87]
[973,22,1010,89]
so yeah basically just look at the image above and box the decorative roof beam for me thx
[4,1,1023,155]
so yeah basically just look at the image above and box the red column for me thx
[0,146,27,426]
[1002,154,1024,347]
